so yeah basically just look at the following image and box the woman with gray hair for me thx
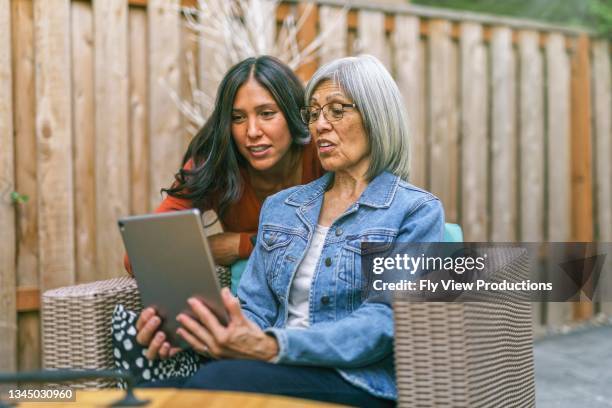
[136,54,444,406]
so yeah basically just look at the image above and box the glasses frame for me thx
[300,102,357,125]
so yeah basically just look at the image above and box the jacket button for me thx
[335,228,343,236]
[321,296,330,305]
[324,257,332,267]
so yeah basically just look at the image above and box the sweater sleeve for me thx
[238,232,255,259]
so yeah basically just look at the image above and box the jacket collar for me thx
[285,171,400,209]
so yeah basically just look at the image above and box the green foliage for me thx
[588,0,612,38]
[11,191,29,205]
[412,0,612,38]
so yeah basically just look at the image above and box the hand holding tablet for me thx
[119,209,229,349]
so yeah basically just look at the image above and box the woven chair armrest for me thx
[393,247,535,407]
[41,266,230,388]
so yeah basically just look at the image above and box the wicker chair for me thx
[41,266,230,388]
[42,249,535,406]
[394,247,535,407]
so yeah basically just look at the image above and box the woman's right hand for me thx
[135,307,182,360]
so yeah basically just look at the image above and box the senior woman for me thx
[136,55,444,407]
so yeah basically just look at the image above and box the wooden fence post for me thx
[129,7,150,215]
[148,0,182,211]
[518,30,545,243]
[490,27,517,242]
[197,0,229,118]
[460,22,488,241]
[591,40,611,243]
[570,34,594,320]
[94,0,130,279]
[0,0,17,374]
[591,40,612,316]
[545,33,572,327]
[393,15,425,188]
[295,2,319,82]
[319,5,347,64]
[13,0,41,371]
[428,20,459,223]
[546,34,571,242]
[34,0,75,291]
[357,9,390,70]
[72,1,96,283]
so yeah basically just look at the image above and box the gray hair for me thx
[305,54,411,181]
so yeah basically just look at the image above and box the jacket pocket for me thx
[260,224,295,288]
[339,229,397,309]
[340,229,398,281]
[261,229,293,251]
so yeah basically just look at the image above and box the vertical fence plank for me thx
[570,43,594,242]
[518,31,544,242]
[460,23,488,241]
[0,0,17,374]
[149,0,182,209]
[180,11,197,154]
[94,0,130,279]
[428,20,458,222]
[256,1,276,55]
[570,35,594,320]
[197,0,229,116]
[34,0,75,291]
[296,3,319,81]
[346,11,357,56]
[129,7,150,215]
[519,30,546,330]
[185,4,223,236]
[490,27,517,241]
[546,34,571,242]
[418,38,426,187]
[592,40,612,243]
[72,1,96,283]
[319,5,347,64]
[357,9,389,69]
[12,0,40,371]
[519,29,546,332]
[394,15,425,188]
[544,33,572,327]
[13,0,37,304]
[591,40,612,316]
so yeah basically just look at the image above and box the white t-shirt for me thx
[286,224,329,328]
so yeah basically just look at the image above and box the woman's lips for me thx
[247,145,271,157]
[317,141,336,154]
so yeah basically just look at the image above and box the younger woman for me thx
[126,56,323,272]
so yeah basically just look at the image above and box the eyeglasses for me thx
[300,102,357,124]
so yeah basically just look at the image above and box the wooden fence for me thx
[0,0,610,372]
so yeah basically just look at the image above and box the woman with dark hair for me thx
[125,56,323,271]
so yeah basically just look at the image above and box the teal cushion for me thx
[230,259,249,295]
[444,223,463,242]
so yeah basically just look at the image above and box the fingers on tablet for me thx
[136,315,160,346]
[136,307,155,331]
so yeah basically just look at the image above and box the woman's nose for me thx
[246,117,262,139]
[314,110,332,132]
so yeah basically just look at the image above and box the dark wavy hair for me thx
[162,56,309,217]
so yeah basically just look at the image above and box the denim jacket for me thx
[237,171,445,400]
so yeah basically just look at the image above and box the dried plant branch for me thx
[170,0,347,136]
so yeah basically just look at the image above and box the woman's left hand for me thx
[176,287,279,361]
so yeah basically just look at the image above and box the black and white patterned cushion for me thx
[111,304,200,387]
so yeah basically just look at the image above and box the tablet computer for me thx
[118,209,229,348]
